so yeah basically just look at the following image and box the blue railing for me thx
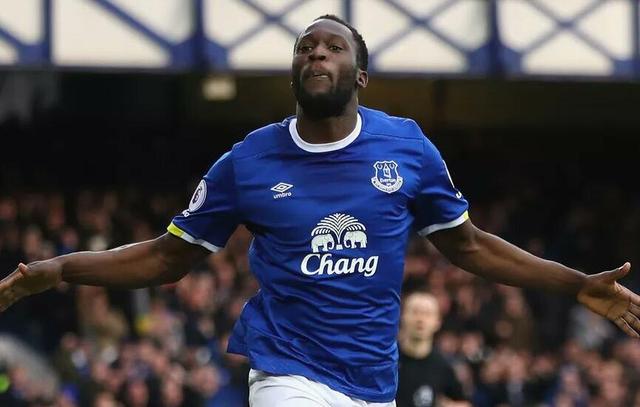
[1,0,638,80]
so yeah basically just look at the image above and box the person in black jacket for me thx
[397,289,470,407]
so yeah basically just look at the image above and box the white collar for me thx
[289,113,362,153]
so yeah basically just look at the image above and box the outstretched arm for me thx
[429,220,640,337]
[0,233,209,311]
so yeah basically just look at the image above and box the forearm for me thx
[449,228,586,295]
[56,235,191,288]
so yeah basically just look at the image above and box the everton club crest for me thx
[371,160,403,193]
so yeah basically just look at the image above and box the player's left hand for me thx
[577,262,640,338]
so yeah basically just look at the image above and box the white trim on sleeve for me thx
[417,211,469,236]
[167,222,222,253]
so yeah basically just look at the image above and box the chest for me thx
[235,150,420,241]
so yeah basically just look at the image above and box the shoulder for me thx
[205,119,289,176]
[231,118,291,160]
[427,349,455,370]
[359,106,426,141]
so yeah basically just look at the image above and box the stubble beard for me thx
[292,69,357,119]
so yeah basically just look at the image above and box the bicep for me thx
[426,219,480,263]
[153,233,211,270]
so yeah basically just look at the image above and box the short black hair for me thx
[296,14,369,71]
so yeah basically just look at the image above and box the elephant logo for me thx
[344,230,367,249]
[371,160,403,193]
[310,213,367,251]
[311,234,335,252]
[302,213,378,278]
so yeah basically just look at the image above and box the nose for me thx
[309,45,327,61]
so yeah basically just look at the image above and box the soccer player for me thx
[1,14,639,407]
[397,290,469,407]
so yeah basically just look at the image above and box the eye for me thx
[329,45,343,52]
[296,44,313,53]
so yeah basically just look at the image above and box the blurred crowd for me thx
[0,188,255,406]
[0,177,640,406]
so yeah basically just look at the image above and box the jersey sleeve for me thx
[412,136,469,236]
[167,151,240,252]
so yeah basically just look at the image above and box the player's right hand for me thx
[0,261,62,312]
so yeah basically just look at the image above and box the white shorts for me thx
[248,369,396,407]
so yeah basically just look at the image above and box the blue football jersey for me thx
[168,106,468,402]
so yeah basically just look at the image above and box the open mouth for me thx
[308,70,331,80]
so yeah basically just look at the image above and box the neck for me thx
[399,334,433,359]
[295,97,359,144]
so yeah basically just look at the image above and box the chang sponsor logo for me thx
[301,213,378,277]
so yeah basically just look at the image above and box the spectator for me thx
[397,289,469,407]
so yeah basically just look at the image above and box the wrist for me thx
[48,256,65,283]
[550,262,587,296]
[571,271,589,297]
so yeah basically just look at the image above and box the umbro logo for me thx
[271,182,293,199]
[271,182,293,193]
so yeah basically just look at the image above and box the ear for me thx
[434,316,442,332]
[356,69,368,89]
